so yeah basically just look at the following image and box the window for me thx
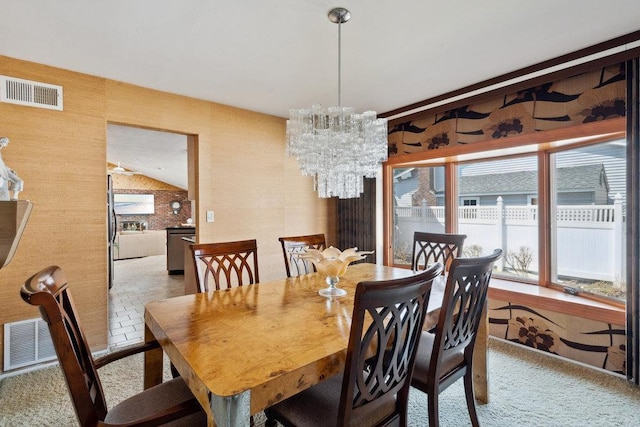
[457,156,539,280]
[391,166,445,266]
[385,125,627,306]
[550,140,626,301]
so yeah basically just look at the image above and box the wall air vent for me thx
[0,75,63,111]
[3,318,56,371]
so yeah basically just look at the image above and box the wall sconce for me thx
[170,200,182,215]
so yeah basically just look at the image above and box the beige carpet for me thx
[1,338,639,426]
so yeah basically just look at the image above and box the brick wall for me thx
[114,189,191,230]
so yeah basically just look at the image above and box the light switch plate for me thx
[206,211,214,222]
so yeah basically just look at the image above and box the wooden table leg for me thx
[144,324,163,389]
[472,302,489,404]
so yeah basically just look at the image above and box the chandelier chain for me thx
[338,18,341,107]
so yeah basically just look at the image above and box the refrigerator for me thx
[107,174,117,289]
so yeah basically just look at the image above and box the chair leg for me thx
[463,371,480,427]
[170,362,180,378]
[264,416,278,427]
[264,408,278,427]
[428,389,440,427]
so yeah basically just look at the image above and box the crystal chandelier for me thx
[286,7,388,199]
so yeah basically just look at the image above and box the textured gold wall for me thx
[0,55,333,365]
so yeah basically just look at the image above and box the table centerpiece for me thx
[298,246,373,297]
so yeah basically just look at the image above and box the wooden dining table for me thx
[143,263,489,426]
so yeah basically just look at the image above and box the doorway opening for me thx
[106,123,196,349]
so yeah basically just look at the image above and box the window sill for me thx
[489,278,625,326]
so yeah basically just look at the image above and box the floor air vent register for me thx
[3,318,56,371]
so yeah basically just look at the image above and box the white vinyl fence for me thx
[394,195,625,282]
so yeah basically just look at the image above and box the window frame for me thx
[383,117,626,309]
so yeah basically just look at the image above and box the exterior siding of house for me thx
[558,191,598,205]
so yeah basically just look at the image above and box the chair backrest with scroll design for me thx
[278,234,326,277]
[20,266,108,425]
[264,262,443,427]
[20,265,206,426]
[190,239,259,292]
[339,262,443,425]
[411,249,502,427]
[411,231,467,273]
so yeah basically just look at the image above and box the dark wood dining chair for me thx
[278,233,326,277]
[20,265,206,427]
[185,238,260,423]
[264,262,444,427]
[190,239,259,292]
[411,249,503,427]
[411,231,467,273]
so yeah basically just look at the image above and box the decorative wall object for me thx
[113,193,155,215]
[0,200,32,270]
[0,137,24,201]
[388,63,626,155]
[170,200,182,214]
[489,299,626,375]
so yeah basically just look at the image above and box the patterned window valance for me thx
[388,63,625,156]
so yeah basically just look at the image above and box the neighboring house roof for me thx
[393,169,419,206]
[394,176,418,197]
[393,168,415,181]
[459,170,536,196]
[557,163,609,193]
[458,164,608,196]
[395,190,417,207]
[395,163,611,204]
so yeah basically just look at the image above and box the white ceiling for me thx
[2,1,640,188]
[107,124,187,189]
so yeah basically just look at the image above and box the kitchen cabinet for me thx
[183,236,197,294]
[166,227,195,274]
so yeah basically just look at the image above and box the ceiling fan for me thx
[108,162,140,176]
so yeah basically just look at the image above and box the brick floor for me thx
[108,255,184,349]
